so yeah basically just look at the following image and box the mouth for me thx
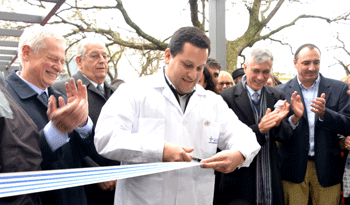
[46,69,59,78]
[183,78,194,84]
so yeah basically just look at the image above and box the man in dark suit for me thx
[277,44,350,204]
[5,25,92,205]
[217,47,303,205]
[53,38,119,205]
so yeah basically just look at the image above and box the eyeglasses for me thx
[219,82,233,86]
[84,53,109,61]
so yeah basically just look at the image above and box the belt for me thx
[308,155,315,161]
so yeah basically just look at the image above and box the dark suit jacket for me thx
[216,82,293,205]
[5,70,90,205]
[53,71,119,205]
[0,82,42,205]
[276,74,350,187]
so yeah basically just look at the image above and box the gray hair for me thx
[245,47,274,68]
[76,37,106,58]
[18,25,65,65]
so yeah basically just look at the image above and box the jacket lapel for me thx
[234,83,255,125]
[288,77,308,120]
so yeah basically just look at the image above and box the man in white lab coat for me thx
[94,26,261,205]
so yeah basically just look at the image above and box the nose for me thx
[256,73,264,81]
[309,63,316,71]
[188,69,197,80]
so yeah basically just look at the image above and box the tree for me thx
[329,33,350,75]
[20,0,350,77]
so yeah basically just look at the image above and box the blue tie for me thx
[97,84,105,95]
[252,92,259,103]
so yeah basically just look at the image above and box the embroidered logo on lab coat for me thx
[204,120,211,126]
[209,136,218,144]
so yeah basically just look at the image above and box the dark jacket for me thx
[5,70,90,205]
[0,82,42,205]
[53,71,119,205]
[216,82,293,205]
[276,74,350,187]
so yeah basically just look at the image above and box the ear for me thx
[243,63,247,73]
[22,45,31,61]
[76,55,83,70]
[293,59,297,69]
[164,48,171,65]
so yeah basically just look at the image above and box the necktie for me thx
[39,92,48,105]
[252,92,259,103]
[97,84,105,95]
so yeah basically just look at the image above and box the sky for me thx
[4,0,350,82]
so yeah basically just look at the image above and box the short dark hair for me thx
[168,27,211,58]
[206,58,221,71]
[294,43,321,62]
[202,66,216,92]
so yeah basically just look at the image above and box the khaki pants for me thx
[283,160,341,205]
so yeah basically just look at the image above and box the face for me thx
[266,76,275,87]
[165,42,208,95]
[21,37,65,90]
[198,72,207,88]
[207,66,220,86]
[244,59,272,91]
[294,47,320,87]
[217,75,234,93]
[77,43,108,84]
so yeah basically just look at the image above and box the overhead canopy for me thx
[0,0,65,77]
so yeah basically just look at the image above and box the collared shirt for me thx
[297,74,321,157]
[81,73,105,90]
[246,85,262,101]
[15,71,93,152]
[164,70,195,113]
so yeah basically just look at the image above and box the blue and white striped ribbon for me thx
[0,162,200,198]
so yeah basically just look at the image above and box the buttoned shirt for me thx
[297,74,320,157]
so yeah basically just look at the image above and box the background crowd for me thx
[0,24,350,205]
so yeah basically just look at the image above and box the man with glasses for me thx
[54,37,118,205]
[217,70,235,93]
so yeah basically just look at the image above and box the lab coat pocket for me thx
[200,121,220,159]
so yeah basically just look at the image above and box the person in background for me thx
[206,57,221,93]
[277,43,350,205]
[198,65,216,93]
[231,67,245,84]
[53,37,119,205]
[266,72,282,87]
[5,24,93,205]
[217,47,303,205]
[94,26,260,205]
[217,70,235,93]
[340,75,350,204]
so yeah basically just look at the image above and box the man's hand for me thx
[311,93,326,119]
[258,101,289,133]
[47,95,88,134]
[65,78,89,127]
[200,150,244,174]
[97,180,117,191]
[290,91,304,125]
[163,142,193,162]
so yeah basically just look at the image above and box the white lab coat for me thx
[94,70,260,205]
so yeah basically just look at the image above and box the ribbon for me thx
[0,162,200,198]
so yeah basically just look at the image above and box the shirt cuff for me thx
[288,116,298,130]
[75,116,93,139]
[43,121,69,152]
